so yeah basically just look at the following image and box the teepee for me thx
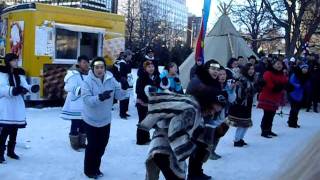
[179,2,257,88]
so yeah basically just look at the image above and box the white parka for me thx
[60,66,87,120]
[0,67,32,128]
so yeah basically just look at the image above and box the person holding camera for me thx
[81,57,125,178]
[0,53,40,164]
[60,55,89,151]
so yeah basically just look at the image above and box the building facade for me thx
[186,15,202,48]
[2,0,118,13]
[118,0,188,45]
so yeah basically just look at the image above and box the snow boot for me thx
[261,132,272,138]
[313,105,318,113]
[288,124,300,128]
[209,152,221,160]
[69,135,80,151]
[234,141,244,147]
[187,171,212,180]
[79,133,87,149]
[268,131,278,137]
[85,173,98,179]
[97,170,104,178]
[240,139,248,146]
[0,146,5,163]
[7,142,19,160]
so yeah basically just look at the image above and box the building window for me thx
[55,28,78,60]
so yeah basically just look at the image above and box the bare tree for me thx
[232,0,280,54]
[262,0,320,56]
[122,0,141,49]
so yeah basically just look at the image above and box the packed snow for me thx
[1,69,320,180]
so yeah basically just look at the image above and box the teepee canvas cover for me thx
[179,14,256,88]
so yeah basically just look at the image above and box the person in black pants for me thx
[135,60,160,145]
[153,154,184,180]
[0,53,40,164]
[116,50,134,119]
[287,64,311,128]
[84,124,110,177]
[81,57,124,178]
[261,110,277,134]
[0,127,18,160]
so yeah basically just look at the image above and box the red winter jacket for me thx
[258,70,288,111]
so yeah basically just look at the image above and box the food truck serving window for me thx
[55,28,78,60]
[53,23,105,64]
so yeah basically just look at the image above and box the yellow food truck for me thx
[0,3,125,101]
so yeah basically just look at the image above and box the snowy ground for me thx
[1,103,320,180]
[1,69,320,180]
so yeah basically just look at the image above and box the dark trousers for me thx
[307,91,319,111]
[188,142,209,176]
[0,127,18,153]
[260,110,276,133]
[288,101,302,126]
[153,154,184,180]
[84,123,110,176]
[70,120,85,135]
[136,104,150,144]
[120,98,130,116]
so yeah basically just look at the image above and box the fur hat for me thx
[4,53,18,66]
[143,60,154,70]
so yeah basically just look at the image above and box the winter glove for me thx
[148,86,157,94]
[161,77,169,87]
[174,77,180,84]
[120,77,129,90]
[98,90,113,101]
[31,85,40,93]
[272,84,285,93]
[12,86,22,96]
[12,86,28,96]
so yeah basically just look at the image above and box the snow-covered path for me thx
[0,104,319,180]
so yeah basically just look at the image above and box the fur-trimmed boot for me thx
[79,133,87,149]
[69,135,80,151]
[7,142,19,160]
[0,145,5,163]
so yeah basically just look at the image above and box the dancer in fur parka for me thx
[0,53,39,163]
[139,86,226,180]
[60,55,89,151]
[227,63,256,147]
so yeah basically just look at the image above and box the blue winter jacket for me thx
[159,70,183,94]
[289,74,310,102]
